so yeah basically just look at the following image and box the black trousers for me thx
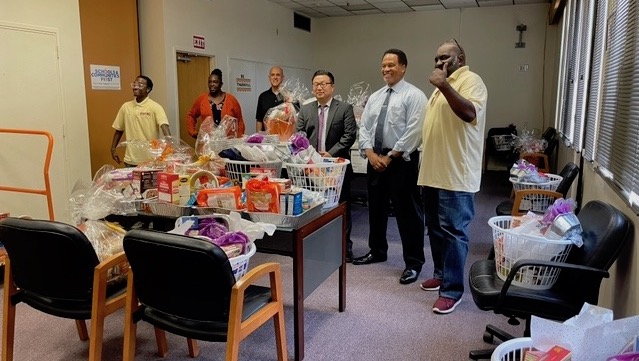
[338,163,353,252]
[366,151,425,271]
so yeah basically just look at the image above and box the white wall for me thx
[138,0,314,136]
[312,4,557,135]
[0,0,90,222]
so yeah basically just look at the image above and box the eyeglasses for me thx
[130,82,147,88]
[312,82,333,89]
[449,38,465,56]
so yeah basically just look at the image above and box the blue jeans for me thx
[423,187,475,301]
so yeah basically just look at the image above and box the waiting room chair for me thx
[510,189,563,216]
[484,125,518,172]
[519,152,550,173]
[0,217,127,361]
[121,229,287,361]
[496,162,580,216]
[468,200,633,359]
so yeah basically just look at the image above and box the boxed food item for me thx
[132,169,160,199]
[279,190,303,216]
[521,345,571,361]
[271,177,292,192]
[158,172,190,205]
[523,350,546,361]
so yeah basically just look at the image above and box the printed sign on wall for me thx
[235,74,252,93]
[89,64,121,90]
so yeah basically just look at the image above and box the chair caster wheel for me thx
[483,331,494,343]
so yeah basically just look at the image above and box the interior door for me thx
[177,53,213,148]
[0,23,69,220]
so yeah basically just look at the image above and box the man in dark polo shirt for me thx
[255,66,285,132]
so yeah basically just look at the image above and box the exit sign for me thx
[193,35,205,49]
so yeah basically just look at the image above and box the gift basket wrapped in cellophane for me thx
[68,165,135,283]
[195,115,242,156]
[264,78,310,142]
[116,135,195,168]
[346,81,370,124]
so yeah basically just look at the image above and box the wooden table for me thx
[254,203,347,361]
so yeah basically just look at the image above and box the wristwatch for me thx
[387,151,395,159]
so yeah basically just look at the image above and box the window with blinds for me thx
[566,0,639,211]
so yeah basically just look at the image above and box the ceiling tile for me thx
[316,6,354,14]
[439,0,479,8]
[266,0,549,17]
[351,8,385,14]
[327,0,369,4]
[404,0,442,5]
[477,0,513,6]
[339,3,377,10]
[374,2,411,9]
[411,4,446,10]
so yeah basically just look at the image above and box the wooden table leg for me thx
[293,232,304,361]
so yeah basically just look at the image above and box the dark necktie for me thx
[374,88,392,154]
[318,104,327,152]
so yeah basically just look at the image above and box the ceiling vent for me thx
[294,12,311,32]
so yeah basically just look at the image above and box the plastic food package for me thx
[245,178,280,213]
[196,186,243,209]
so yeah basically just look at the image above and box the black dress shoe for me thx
[346,250,353,263]
[352,253,387,265]
[399,269,419,284]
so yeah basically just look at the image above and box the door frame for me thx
[171,47,215,143]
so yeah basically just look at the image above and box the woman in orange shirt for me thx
[186,68,246,138]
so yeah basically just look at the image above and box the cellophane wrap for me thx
[513,128,548,153]
[68,165,131,282]
[195,115,241,156]
[117,136,194,167]
[264,78,310,141]
[346,81,370,123]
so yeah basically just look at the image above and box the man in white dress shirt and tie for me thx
[353,49,427,286]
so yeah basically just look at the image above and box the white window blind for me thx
[559,0,582,144]
[571,0,594,152]
[583,0,607,161]
[594,0,639,209]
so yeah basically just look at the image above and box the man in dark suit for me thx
[296,70,357,261]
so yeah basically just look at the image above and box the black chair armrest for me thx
[497,259,609,305]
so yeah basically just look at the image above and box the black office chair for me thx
[469,200,633,359]
[122,229,287,361]
[0,217,128,361]
[496,162,580,216]
[484,124,518,172]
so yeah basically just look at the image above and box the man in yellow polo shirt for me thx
[418,39,488,314]
[110,75,171,167]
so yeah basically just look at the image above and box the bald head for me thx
[269,66,284,90]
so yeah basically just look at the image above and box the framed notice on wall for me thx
[89,64,121,90]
